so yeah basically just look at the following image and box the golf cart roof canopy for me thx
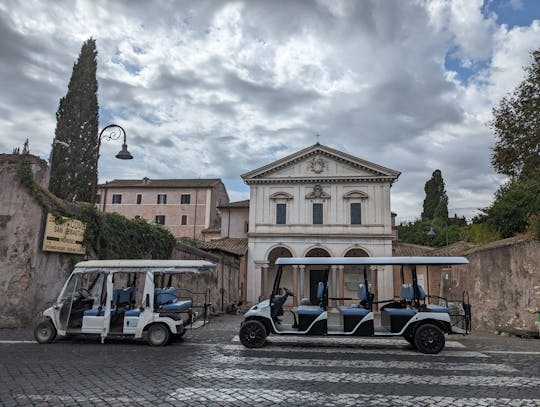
[74,259,216,273]
[275,256,469,266]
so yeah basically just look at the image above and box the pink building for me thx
[96,177,229,239]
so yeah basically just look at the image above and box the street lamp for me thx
[427,221,449,247]
[91,124,133,203]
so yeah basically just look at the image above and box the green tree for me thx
[479,49,540,240]
[478,175,540,238]
[49,38,99,202]
[490,50,540,179]
[421,169,448,221]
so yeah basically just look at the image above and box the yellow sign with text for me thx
[43,214,86,255]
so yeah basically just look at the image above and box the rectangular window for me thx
[276,203,286,225]
[157,194,167,204]
[181,215,187,225]
[155,215,165,225]
[181,194,191,204]
[112,194,122,204]
[313,203,323,224]
[136,194,142,204]
[351,203,362,224]
[94,194,101,204]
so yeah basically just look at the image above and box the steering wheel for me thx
[77,288,92,298]
[283,287,294,297]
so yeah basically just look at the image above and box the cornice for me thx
[244,176,396,185]
[247,232,394,239]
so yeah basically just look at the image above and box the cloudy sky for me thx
[1,0,539,222]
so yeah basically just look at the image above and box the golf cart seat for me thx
[400,284,449,313]
[114,287,135,307]
[83,287,134,317]
[297,282,325,316]
[124,309,140,317]
[155,287,192,312]
[338,283,371,317]
[417,285,449,313]
[83,308,106,317]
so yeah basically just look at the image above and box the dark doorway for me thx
[309,269,326,305]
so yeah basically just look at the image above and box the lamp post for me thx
[91,124,133,204]
[427,221,449,248]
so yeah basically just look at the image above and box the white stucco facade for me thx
[242,143,400,304]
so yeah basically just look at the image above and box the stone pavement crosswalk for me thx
[165,336,540,406]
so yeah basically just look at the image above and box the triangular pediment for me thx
[241,143,400,183]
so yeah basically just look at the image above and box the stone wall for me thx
[0,154,76,328]
[441,237,540,331]
[171,242,241,313]
[0,154,240,327]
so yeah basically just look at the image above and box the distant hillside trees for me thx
[49,38,99,202]
[398,170,466,247]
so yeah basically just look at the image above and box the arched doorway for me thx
[343,248,370,306]
[266,247,292,301]
[305,247,330,305]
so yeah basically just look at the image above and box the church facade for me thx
[241,143,400,305]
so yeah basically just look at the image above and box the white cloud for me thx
[0,0,539,223]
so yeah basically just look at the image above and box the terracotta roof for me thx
[461,235,532,255]
[392,242,433,256]
[426,241,477,256]
[198,238,248,256]
[98,178,222,188]
[218,200,250,209]
[201,227,221,234]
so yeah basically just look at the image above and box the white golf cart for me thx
[34,260,214,346]
[239,256,471,354]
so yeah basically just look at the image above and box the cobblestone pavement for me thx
[1,314,539,406]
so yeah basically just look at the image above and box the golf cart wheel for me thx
[239,320,267,348]
[34,320,57,344]
[414,323,445,354]
[147,323,170,346]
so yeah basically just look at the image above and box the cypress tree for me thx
[49,38,99,202]
[421,169,448,221]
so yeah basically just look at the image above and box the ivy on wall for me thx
[18,160,176,259]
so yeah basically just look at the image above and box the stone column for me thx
[299,265,306,300]
[338,265,345,306]
[261,263,269,300]
[331,265,337,308]
[250,262,263,304]
[377,265,394,304]
[292,265,299,307]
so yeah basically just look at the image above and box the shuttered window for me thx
[351,203,362,224]
[313,203,323,224]
[276,204,286,225]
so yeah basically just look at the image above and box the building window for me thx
[181,194,191,204]
[313,203,323,224]
[351,203,362,224]
[181,215,188,225]
[112,194,122,204]
[276,203,286,225]
[95,194,101,204]
[155,215,165,225]
[136,194,142,204]
[244,221,249,233]
[157,194,167,204]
